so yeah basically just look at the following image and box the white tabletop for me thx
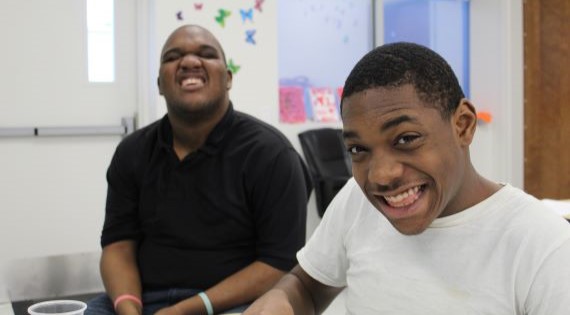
[0,303,14,315]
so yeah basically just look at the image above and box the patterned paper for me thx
[308,87,340,122]
[279,86,306,123]
[337,86,344,112]
[337,87,343,100]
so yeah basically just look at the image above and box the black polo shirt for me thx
[101,105,311,290]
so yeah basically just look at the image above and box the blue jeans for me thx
[85,289,249,315]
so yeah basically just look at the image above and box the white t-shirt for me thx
[297,179,570,314]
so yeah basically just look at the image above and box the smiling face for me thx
[158,25,232,121]
[342,84,476,235]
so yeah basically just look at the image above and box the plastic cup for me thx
[28,300,87,315]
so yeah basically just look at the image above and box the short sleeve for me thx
[297,178,358,287]
[249,147,311,271]
[525,237,570,314]
[100,139,142,247]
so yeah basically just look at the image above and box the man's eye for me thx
[162,54,180,62]
[347,145,365,154]
[199,48,220,59]
[396,134,420,145]
[201,52,218,59]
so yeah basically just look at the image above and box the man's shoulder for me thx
[232,111,294,149]
[124,119,161,142]
[114,119,161,157]
[499,185,565,221]
[496,185,570,248]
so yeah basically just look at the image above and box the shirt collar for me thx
[157,102,236,155]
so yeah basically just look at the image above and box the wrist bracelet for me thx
[113,294,142,311]
[198,292,214,315]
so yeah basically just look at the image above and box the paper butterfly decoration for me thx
[176,11,184,21]
[245,29,256,45]
[240,8,253,23]
[215,9,231,28]
[227,59,241,74]
[194,3,203,11]
[254,0,265,12]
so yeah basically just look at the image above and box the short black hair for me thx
[341,42,464,119]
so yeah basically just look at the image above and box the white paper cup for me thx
[28,300,87,315]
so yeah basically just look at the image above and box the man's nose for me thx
[179,54,201,69]
[367,153,404,189]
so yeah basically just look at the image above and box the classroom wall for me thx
[0,0,524,303]
[138,0,349,155]
[150,0,279,123]
[0,0,138,303]
[140,0,525,189]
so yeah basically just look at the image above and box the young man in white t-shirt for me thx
[243,42,570,314]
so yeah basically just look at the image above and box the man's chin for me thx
[168,100,225,123]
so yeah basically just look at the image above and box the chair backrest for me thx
[298,128,352,216]
[298,128,351,179]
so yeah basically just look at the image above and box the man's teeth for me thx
[384,186,421,207]
[182,77,203,86]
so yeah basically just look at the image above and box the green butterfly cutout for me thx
[215,9,231,28]
[228,59,241,74]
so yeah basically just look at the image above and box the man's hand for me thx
[242,289,294,315]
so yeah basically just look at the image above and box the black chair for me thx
[298,128,352,217]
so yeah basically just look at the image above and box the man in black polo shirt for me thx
[86,25,312,315]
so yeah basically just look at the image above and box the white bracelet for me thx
[198,292,214,315]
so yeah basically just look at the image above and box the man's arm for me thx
[100,240,142,315]
[155,261,285,315]
[243,265,344,315]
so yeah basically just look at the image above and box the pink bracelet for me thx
[113,294,143,311]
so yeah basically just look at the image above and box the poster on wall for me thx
[279,86,306,123]
[307,87,339,123]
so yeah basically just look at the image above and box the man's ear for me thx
[453,98,477,146]
[157,77,163,95]
[226,69,233,90]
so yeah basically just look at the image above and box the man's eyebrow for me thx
[161,45,220,58]
[198,44,220,53]
[381,115,419,131]
[342,130,358,140]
